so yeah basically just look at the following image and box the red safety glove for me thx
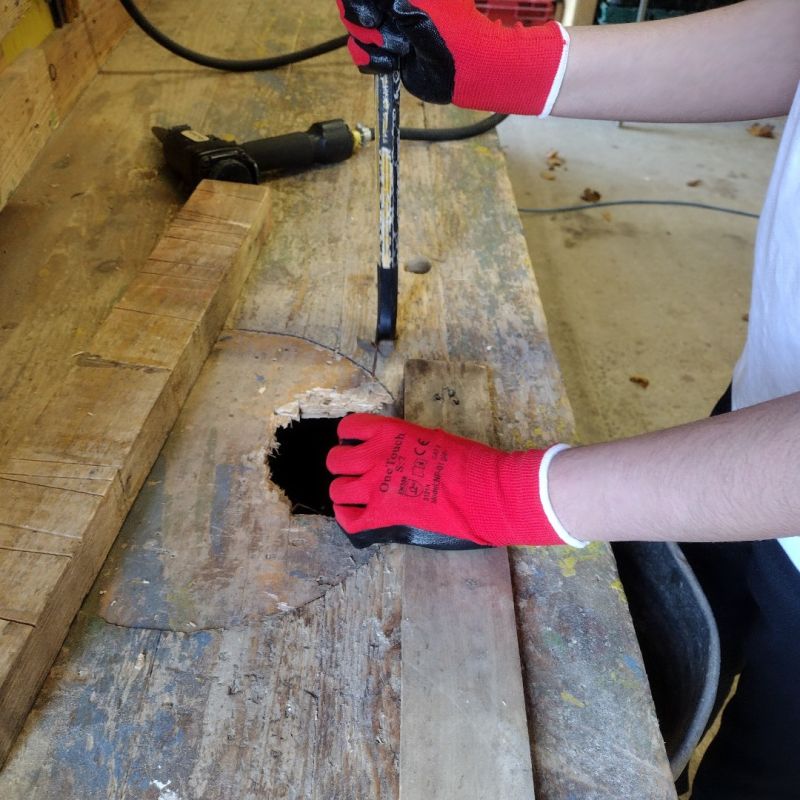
[335,0,570,116]
[326,413,583,550]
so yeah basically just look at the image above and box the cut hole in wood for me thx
[267,417,343,516]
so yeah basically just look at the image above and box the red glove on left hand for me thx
[326,414,581,550]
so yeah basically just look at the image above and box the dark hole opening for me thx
[267,417,342,516]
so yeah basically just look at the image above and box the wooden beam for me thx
[400,360,537,799]
[0,179,271,766]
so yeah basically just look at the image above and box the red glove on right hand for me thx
[335,0,570,116]
[326,414,584,550]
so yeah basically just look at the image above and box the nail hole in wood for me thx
[267,417,342,517]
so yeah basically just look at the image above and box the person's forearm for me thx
[549,392,800,543]
[553,0,800,122]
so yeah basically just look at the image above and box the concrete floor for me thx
[498,112,784,795]
[498,113,782,445]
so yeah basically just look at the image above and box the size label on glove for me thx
[379,433,448,503]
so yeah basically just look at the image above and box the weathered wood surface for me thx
[2,333,403,799]
[0,47,56,209]
[0,0,675,797]
[0,180,271,765]
[0,0,132,211]
[401,360,536,799]
[96,331,391,632]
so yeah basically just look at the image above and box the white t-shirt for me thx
[732,81,800,571]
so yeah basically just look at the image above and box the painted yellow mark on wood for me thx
[560,690,586,708]
[560,555,578,578]
[1,0,54,65]
[558,541,603,577]
[610,578,627,603]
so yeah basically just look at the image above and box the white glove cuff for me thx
[538,21,570,118]
[539,443,587,548]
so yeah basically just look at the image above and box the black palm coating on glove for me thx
[342,0,456,104]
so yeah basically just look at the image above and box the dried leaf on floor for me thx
[687,179,703,187]
[629,375,650,389]
[747,123,776,139]
[581,188,602,203]
[546,149,565,169]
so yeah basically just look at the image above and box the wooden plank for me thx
[400,360,536,799]
[0,0,33,41]
[0,551,404,799]
[0,475,104,538]
[0,621,31,685]
[0,524,82,557]
[78,0,132,64]
[0,549,70,626]
[0,0,132,212]
[0,47,56,209]
[0,179,271,767]
[41,12,98,116]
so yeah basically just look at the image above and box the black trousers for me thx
[681,387,800,799]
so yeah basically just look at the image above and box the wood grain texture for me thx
[512,545,676,798]
[1,334,402,800]
[0,0,674,795]
[0,0,31,40]
[0,180,271,766]
[400,360,536,800]
[0,0,132,212]
[0,48,56,209]
[41,12,96,115]
[96,331,391,631]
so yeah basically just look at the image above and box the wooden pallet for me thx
[0,1,675,795]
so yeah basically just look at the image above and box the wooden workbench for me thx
[0,2,676,797]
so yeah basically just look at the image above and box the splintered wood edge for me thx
[0,180,271,768]
[272,383,394,426]
[267,381,394,469]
